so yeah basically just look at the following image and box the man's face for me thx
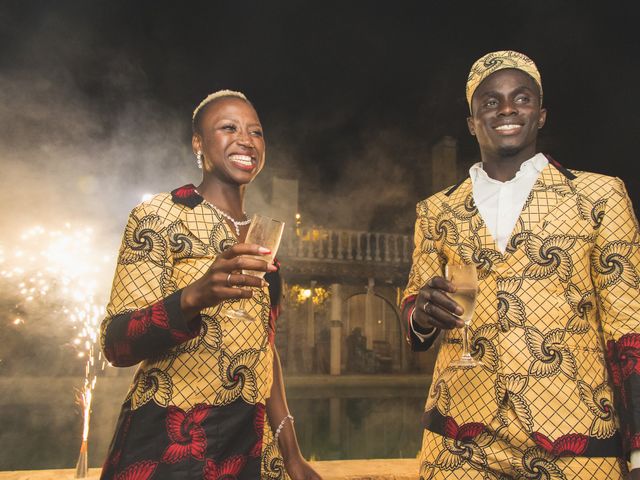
[467,69,547,159]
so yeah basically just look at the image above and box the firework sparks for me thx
[0,223,114,477]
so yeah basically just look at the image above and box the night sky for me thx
[1,1,639,234]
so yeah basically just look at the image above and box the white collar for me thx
[469,152,548,185]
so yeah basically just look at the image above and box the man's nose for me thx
[497,100,517,116]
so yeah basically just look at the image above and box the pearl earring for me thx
[195,151,203,169]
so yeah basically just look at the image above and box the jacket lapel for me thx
[442,161,577,273]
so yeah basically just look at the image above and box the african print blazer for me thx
[100,184,288,479]
[402,159,640,459]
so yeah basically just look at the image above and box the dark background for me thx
[0,1,638,235]
[0,1,639,470]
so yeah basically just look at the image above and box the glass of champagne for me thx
[446,263,479,367]
[225,214,285,321]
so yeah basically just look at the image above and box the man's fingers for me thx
[428,276,456,293]
[429,290,463,316]
[420,302,462,329]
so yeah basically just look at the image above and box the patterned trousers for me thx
[418,409,628,479]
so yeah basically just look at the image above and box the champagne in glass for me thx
[446,263,479,367]
[225,214,285,321]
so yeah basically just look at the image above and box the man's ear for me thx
[537,108,547,130]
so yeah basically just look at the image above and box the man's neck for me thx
[480,149,538,182]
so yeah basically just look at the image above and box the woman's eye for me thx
[515,95,530,103]
[250,130,263,137]
[221,124,237,132]
[485,99,497,107]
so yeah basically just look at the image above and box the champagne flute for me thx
[225,214,285,321]
[446,263,479,367]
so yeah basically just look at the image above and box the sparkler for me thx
[0,223,113,477]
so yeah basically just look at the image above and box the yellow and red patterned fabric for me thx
[100,184,288,479]
[402,158,640,475]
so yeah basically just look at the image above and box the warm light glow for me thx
[141,193,154,202]
[289,284,330,307]
[1,223,112,454]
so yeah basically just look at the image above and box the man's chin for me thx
[496,145,524,158]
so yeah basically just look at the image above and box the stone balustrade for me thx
[280,227,412,265]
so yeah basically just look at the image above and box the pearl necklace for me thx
[194,189,251,236]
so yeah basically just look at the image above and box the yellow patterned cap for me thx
[466,50,542,112]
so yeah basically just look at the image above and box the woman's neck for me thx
[196,177,246,219]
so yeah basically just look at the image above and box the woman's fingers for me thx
[225,272,268,289]
[218,243,271,260]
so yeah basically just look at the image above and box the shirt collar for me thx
[469,152,548,185]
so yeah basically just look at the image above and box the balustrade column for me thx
[364,278,375,350]
[329,283,342,376]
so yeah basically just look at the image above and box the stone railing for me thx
[279,227,412,265]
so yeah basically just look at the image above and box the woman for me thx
[100,90,321,480]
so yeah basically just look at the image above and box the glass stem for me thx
[462,322,471,359]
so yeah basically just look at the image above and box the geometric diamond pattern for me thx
[403,163,640,463]
[418,428,627,478]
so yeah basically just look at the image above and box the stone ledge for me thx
[0,459,418,479]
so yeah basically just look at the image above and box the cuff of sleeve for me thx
[631,449,640,470]
[165,289,202,339]
[410,306,437,342]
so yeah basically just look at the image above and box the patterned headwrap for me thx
[466,50,542,112]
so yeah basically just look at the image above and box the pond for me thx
[0,375,430,470]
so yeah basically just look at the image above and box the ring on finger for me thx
[226,273,233,287]
[423,300,431,313]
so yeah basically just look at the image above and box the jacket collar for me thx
[170,184,204,209]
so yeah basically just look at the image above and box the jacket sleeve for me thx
[401,199,444,352]
[100,202,201,367]
[592,177,640,458]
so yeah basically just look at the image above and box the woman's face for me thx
[192,97,265,185]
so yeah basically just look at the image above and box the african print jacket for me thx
[100,184,289,480]
[402,159,640,460]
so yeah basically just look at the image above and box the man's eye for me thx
[515,95,530,103]
[485,99,497,107]
[250,130,263,137]
[222,124,237,132]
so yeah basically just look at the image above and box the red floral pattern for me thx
[443,417,486,441]
[203,456,247,479]
[127,303,170,338]
[161,404,212,463]
[532,432,589,456]
[172,184,197,199]
[617,333,640,378]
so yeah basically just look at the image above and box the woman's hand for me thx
[284,454,322,480]
[413,276,464,330]
[180,243,276,318]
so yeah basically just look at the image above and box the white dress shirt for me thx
[470,152,548,253]
[411,152,639,469]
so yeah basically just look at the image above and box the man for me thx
[402,50,640,479]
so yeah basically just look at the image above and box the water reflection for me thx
[0,376,429,470]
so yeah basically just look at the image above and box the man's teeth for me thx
[229,155,253,166]
[495,124,522,131]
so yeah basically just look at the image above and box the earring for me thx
[195,151,203,169]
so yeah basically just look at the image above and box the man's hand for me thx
[413,276,464,330]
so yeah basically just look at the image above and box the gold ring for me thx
[226,273,233,287]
